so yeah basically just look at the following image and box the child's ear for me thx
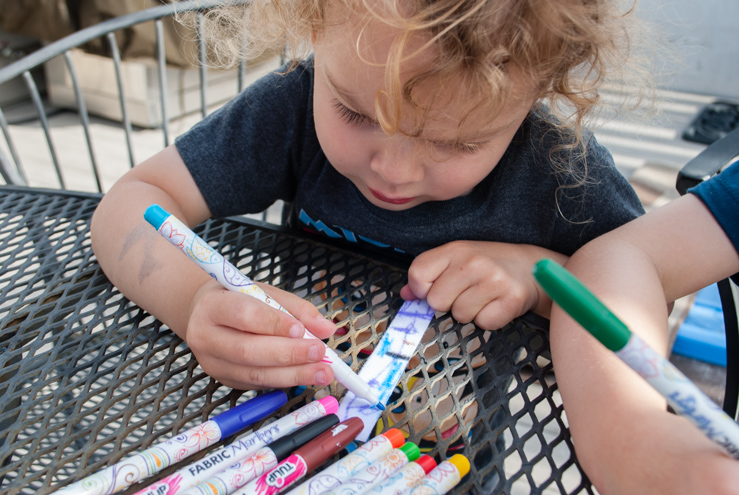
[311,30,317,44]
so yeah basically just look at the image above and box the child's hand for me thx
[401,241,567,329]
[185,279,337,390]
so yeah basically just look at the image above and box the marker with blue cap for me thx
[53,390,287,495]
[144,204,384,412]
[533,258,739,459]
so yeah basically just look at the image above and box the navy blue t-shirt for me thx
[175,60,644,258]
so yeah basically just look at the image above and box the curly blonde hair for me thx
[186,0,654,156]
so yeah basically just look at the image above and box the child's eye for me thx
[333,100,370,126]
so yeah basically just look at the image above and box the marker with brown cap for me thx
[236,417,364,495]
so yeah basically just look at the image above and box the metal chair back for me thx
[0,0,259,193]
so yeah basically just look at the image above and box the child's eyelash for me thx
[453,143,483,155]
[333,100,368,126]
[432,141,484,156]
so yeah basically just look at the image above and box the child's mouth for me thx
[369,188,416,205]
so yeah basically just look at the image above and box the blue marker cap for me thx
[212,390,288,438]
[144,204,170,230]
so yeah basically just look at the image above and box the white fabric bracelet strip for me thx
[338,299,435,441]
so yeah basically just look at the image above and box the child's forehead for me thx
[316,3,536,140]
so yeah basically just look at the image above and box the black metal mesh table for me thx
[0,187,594,494]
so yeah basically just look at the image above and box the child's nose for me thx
[370,138,423,185]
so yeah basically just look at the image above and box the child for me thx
[550,161,739,494]
[91,0,646,490]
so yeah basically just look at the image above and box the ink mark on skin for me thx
[118,221,164,284]
[119,221,150,261]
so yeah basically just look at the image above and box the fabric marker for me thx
[322,442,421,495]
[533,258,739,459]
[401,454,469,495]
[236,417,364,495]
[144,204,383,412]
[136,397,339,495]
[285,428,406,495]
[361,455,437,495]
[182,414,341,495]
[52,391,287,495]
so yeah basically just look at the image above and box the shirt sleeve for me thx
[174,62,315,218]
[688,160,739,256]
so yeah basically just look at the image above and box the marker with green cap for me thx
[322,442,421,495]
[533,258,739,459]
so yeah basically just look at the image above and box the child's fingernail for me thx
[308,343,323,362]
[289,323,304,338]
[314,370,328,385]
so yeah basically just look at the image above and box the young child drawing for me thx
[92,0,650,490]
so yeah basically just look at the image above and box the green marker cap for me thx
[533,258,631,351]
[399,442,420,462]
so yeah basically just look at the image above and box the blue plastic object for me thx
[144,204,170,230]
[672,284,726,366]
[212,390,287,438]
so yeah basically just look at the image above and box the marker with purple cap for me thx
[53,390,288,495]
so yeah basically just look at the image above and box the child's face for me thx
[312,12,535,211]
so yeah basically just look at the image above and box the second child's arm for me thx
[550,194,739,495]
[90,146,336,390]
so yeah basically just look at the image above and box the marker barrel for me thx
[135,397,338,495]
[402,455,469,495]
[236,418,364,495]
[285,429,405,495]
[52,391,286,495]
[362,456,437,495]
[323,443,420,495]
[618,333,739,459]
[182,414,341,495]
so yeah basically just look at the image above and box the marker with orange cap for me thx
[402,454,469,495]
[285,429,406,495]
[322,442,421,495]
[360,455,437,495]
[237,417,364,495]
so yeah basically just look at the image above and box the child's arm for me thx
[401,241,568,329]
[551,193,739,494]
[90,146,336,390]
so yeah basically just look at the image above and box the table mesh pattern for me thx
[0,189,593,494]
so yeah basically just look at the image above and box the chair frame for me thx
[676,126,739,420]
[0,0,251,193]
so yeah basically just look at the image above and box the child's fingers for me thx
[219,333,327,369]
[406,247,453,299]
[206,359,334,390]
[261,283,337,339]
[200,287,309,339]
